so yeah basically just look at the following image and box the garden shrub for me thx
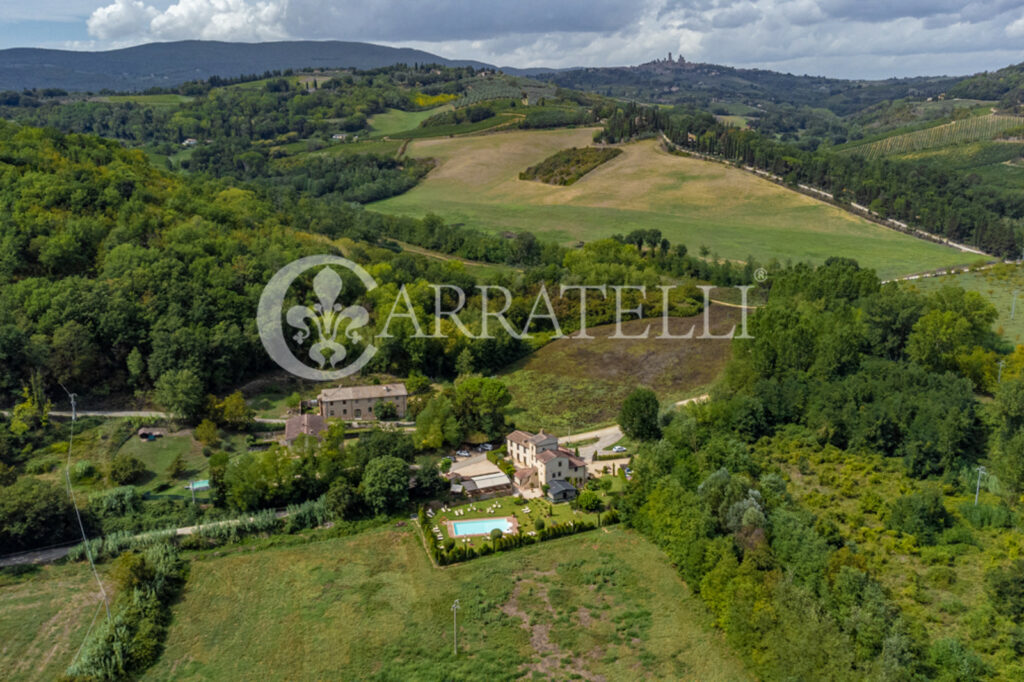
[109,453,145,484]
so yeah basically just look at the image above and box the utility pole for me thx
[1013,290,1020,320]
[60,385,112,623]
[975,465,987,506]
[451,599,460,656]
[999,359,1007,383]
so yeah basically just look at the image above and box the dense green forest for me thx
[623,258,1024,679]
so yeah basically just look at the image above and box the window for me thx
[355,409,362,418]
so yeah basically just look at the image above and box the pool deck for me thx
[446,516,519,538]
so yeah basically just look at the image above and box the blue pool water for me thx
[451,517,513,536]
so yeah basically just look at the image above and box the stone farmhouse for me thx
[317,383,408,420]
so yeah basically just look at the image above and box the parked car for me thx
[480,443,494,451]
[456,449,470,457]
[612,445,627,453]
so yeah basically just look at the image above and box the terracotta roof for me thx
[319,382,407,402]
[527,430,556,445]
[284,414,327,442]
[514,467,536,481]
[506,430,533,445]
[536,448,586,468]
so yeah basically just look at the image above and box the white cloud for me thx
[1008,15,1024,38]
[87,0,158,40]
[65,0,1024,78]
[87,0,290,42]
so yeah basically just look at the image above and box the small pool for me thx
[451,517,513,537]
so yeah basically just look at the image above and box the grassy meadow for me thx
[903,264,1024,344]
[371,128,971,278]
[144,526,749,681]
[500,307,740,433]
[0,564,109,682]
[367,106,451,138]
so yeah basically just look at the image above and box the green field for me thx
[0,564,109,682]
[144,526,749,681]
[501,308,740,433]
[368,106,452,138]
[903,264,1024,343]
[389,112,523,139]
[100,94,192,106]
[371,128,971,278]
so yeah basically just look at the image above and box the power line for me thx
[59,384,111,623]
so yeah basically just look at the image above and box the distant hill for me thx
[947,61,1024,104]
[536,58,964,115]
[0,40,499,92]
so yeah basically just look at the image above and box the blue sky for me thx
[1,0,1022,79]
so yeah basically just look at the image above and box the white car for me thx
[456,450,470,457]
[480,443,494,451]
[612,445,627,453]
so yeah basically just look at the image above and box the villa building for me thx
[317,383,408,420]
[505,429,587,492]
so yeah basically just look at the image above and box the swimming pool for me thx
[451,517,514,537]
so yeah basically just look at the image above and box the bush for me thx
[959,501,1014,528]
[926,638,990,681]
[985,559,1024,621]
[109,453,146,484]
[70,459,97,482]
[490,528,503,540]
[90,486,142,518]
[885,489,952,545]
[375,401,398,420]
[65,543,187,680]
[576,489,603,512]
[195,419,220,446]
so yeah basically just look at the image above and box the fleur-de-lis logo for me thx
[257,255,378,381]
[286,267,369,368]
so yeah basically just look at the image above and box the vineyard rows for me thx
[849,115,1024,159]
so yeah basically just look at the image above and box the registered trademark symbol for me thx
[754,267,768,282]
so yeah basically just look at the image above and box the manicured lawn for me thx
[0,563,110,682]
[371,129,971,278]
[116,433,206,498]
[903,263,1024,343]
[500,308,740,433]
[144,526,750,681]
